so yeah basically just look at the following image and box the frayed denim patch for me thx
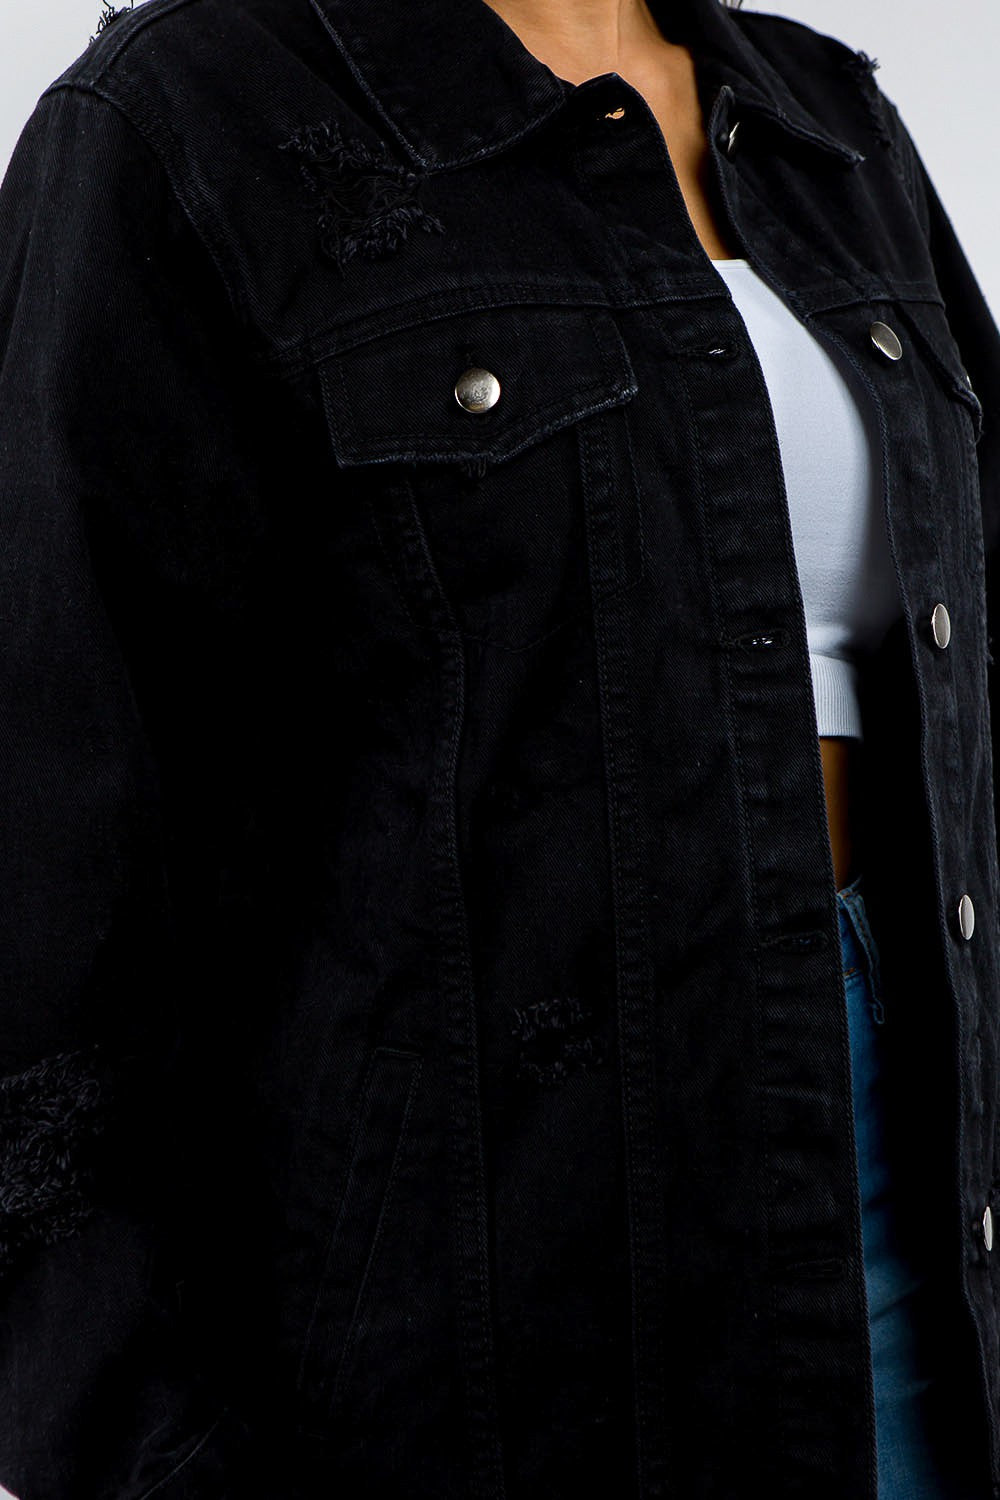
[0,1044,111,1277]
[510,994,606,1086]
[89,0,135,43]
[842,48,897,156]
[277,118,446,275]
[846,47,881,75]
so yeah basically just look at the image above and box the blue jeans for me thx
[837,871,987,1498]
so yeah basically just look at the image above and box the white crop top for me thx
[711,257,903,739]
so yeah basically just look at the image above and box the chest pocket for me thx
[316,302,644,650]
[888,296,985,579]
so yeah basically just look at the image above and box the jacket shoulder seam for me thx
[46,0,203,92]
[729,8,863,64]
[869,90,921,206]
[37,79,246,330]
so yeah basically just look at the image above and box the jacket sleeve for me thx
[876,87,1000,840]
[877,89,1000,559]
[0,81,269,1499]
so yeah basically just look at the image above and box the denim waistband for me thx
[836,871,885,1021]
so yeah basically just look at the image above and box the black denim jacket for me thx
[2,0,1000,1495]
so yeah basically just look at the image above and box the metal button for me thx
[958,892,975,940]
[454,367,501,414]
[869,321,903,361]
[720,119,740,157]
[601,104,626,120]
[931,602,951,649]
[961,366,974,389]
[984,1203,994,1251]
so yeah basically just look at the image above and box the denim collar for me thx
[306,0,866,170]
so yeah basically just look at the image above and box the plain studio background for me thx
[0,1,995,1498]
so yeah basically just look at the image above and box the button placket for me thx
[873,313,990,986]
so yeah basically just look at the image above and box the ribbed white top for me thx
[710,256,902,739]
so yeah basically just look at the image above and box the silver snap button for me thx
[723,120,740,157]
[869,321,903,361]
[958,892,975,940]
[454,367,501,413]
[983,1203,994,1251]
[931,602,951,649]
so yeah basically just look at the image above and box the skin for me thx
[483,0,863,891]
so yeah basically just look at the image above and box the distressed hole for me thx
[841,49,895,154]
[277,117,446,274]
[89,0,134,42]
[0,1044,113,1277]
[847,48,881,77]
[510,994,606,1086]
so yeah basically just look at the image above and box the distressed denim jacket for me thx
[2,0,1000,1495]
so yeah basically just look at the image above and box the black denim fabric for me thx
[2,0,1000,1495]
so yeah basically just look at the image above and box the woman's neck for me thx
[478,0,673,81]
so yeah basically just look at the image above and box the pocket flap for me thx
[317,303,638,467]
